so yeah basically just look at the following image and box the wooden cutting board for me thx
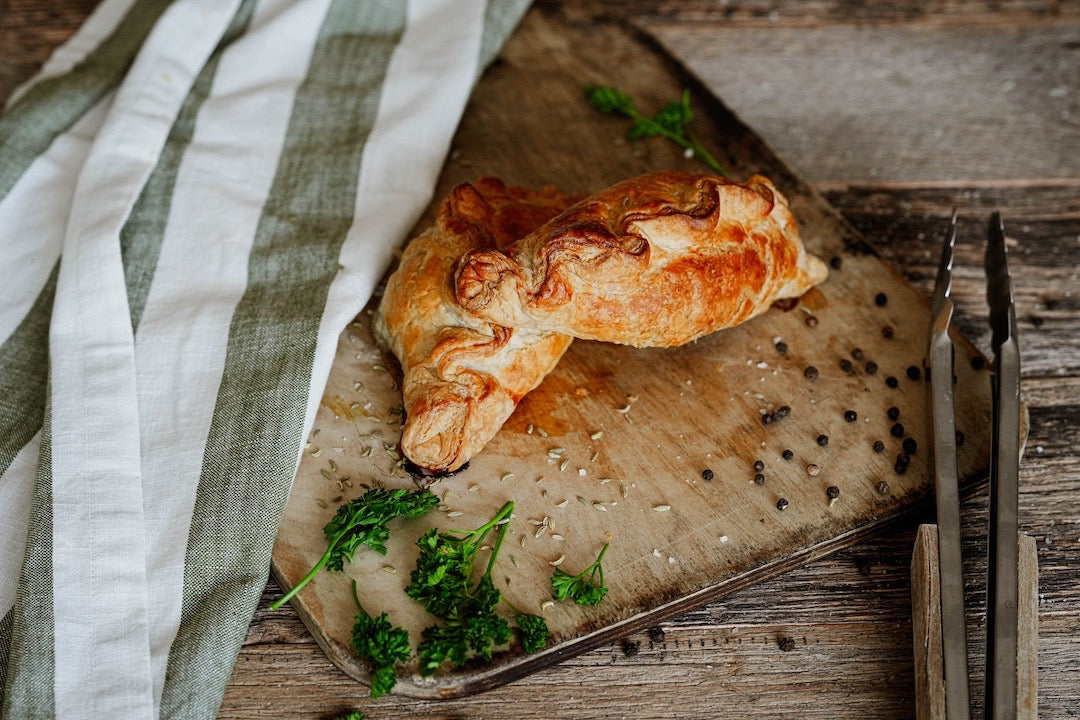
[271,7,1005,699]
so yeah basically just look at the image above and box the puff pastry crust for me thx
[452,171,829,347]
[373,178,576,473]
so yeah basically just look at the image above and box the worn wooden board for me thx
[270,7,1003,699]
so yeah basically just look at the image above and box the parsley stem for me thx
[270,530,345,610]
[622,106,728,176]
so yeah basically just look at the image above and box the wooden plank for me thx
[640,20,1080,185]
[1018,533,1039,720]
[911,524,946,720]
[269,6,1003,699]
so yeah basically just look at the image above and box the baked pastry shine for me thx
[452,171,829,347]
[373,178,577,473]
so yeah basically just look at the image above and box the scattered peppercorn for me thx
[805,315,819,328]
[761,412,775,425]
[839,358,854,374]
[872,440,885,453]
[754,473,765,485]
[753,459,765,472]
[844,410,857,422]
[902,437,918,454]
[826,485,840,500]
[776,498,789,511]
[829,256,842,269]
[701,468,715,481]
[865,361,878,375]
[622,640,640,657]
[887,406,900,421]
[782,449,794,460]
[775,340,789,354]
[817,434,829,447]
[890,422,905,438]
[806,464,821,477]
[875,292,888,306]
[648,626,666,643]
[955,430,966,447]
[778,636,796,652]
[804,365,819,381]
[851,348,864,361]
[894,453,910,475]
[774,405,791,420]
[906,365,921,381]
[877,480,890,494]
[971,356,985,370]
[885,376,899,388]
[882,324,895,339]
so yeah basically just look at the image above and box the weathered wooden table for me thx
[4,1,1076,718]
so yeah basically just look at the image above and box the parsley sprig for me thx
[349,580,410,698]
[586,85,728,177]
[271,487,439,610]
[406,501,550,675]
[551,542,610,606]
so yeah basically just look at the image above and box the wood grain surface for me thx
[3,1,1077,719]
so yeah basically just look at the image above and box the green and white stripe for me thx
[0,0,531,717]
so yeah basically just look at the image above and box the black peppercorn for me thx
[775,405,791,420]
[754,473,765,485]
[844,410,857,422]
[804,366,819,381]
[622,640,640,657]
[894,453,910,474]
[877,480,890,494]
[761,412,775,425]
[817,434,829,446]
[882,325,895,339]
[826,485,840,500]
[872,440,885,453]
[906,365,921,381]
[839,358,854,374]
[829,256,842,269]
[648,626,666,643]
[782,449,794,460]
[805,315,819,328]
[875,292,888,306]
[778,636,796,652]
[865,361,878,375]
[701,468,715,481]
[753,459,765,472]
[776,498,789,511]
[887,406,900,421]
[890,422,905,438]
[885,376,899,388]
[902,437,918,454]
[851,348,864,361]
[775,340,788,354]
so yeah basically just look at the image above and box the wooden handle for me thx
[911,524,1039,720]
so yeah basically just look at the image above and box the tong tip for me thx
[985,212,1015,349]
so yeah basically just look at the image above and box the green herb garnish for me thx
[585,85,728,176]
[348,580,410,698]
[406,501,550,675]
[551,542,610,606]
[271,487,439,610]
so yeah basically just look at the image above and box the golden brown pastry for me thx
[452,171,829,347]
[373,178,577,473]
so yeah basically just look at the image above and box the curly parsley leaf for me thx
[333,711,364,720]
[551,543,610,606]
[271,487,439,610]
[513,612,550,654]
[348,581,410,699]
[585,85,728,177]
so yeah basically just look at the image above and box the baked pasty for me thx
[373,178,577,473]
[452,172,829,347]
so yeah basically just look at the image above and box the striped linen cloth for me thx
[0,0,531,716]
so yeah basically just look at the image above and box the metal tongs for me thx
[911,212,1038,720]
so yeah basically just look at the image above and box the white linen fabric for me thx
[0,0,532,717]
